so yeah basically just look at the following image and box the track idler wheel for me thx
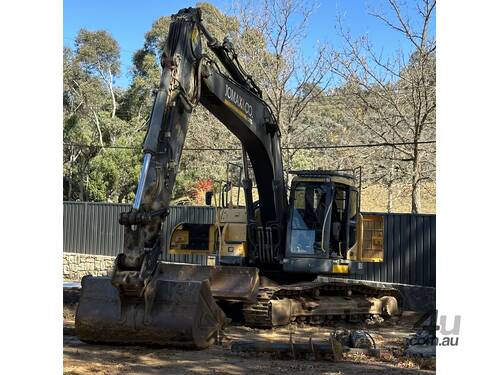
[380,295,400,318]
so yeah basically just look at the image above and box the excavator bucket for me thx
[154,263,260,301]
[75,262,259,348]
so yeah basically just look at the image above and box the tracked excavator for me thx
[75,7,399,349]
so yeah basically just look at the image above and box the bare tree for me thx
[331,0,436,213]
[233,0,334,178]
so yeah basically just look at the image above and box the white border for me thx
[438,0,500,372]
[2,0,500,372]
[1,0,62,373]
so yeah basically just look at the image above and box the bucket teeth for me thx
[75,274,226,349]
[75,262,260,348]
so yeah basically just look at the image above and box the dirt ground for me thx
[63,305,435,375]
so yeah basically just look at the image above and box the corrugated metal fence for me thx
[64,202,128,256]
[63,202,212,265]
[63,202,435,286]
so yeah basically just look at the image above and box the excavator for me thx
[75,7,399,349]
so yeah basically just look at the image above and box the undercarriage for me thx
[76,263,400,348]
[242,277,400,328]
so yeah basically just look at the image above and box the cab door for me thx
[286,182,333,258]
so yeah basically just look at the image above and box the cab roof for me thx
[290,170,358,188]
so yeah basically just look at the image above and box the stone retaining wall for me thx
[63,252,115,280]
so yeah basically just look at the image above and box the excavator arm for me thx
[76,7,286,348]
[112,7,287,296]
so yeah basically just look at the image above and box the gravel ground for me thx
[63,306,435,375]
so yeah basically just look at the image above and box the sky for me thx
[63,0,435,88]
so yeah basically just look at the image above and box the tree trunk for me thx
[66,151,73,200]
[411,178,421,213]
[411,144,421,213]
[85,174,90,201]
[91,109,105,148]
[284,130,291,187]
[108,68,116,118]
[387,179,393,213]
[79,179,85,202]
[387,144,395,213]
[67,168,72,201]
[79,164,89,202]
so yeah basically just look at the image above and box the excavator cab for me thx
[283,170,382,274]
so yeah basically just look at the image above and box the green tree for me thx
[64,30,143,202]
[64,46,108,200]
[118,2,244,202]
[75,29,121,118]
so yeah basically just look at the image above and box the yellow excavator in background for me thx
[75,7,398,349]
[169,163,385,268]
